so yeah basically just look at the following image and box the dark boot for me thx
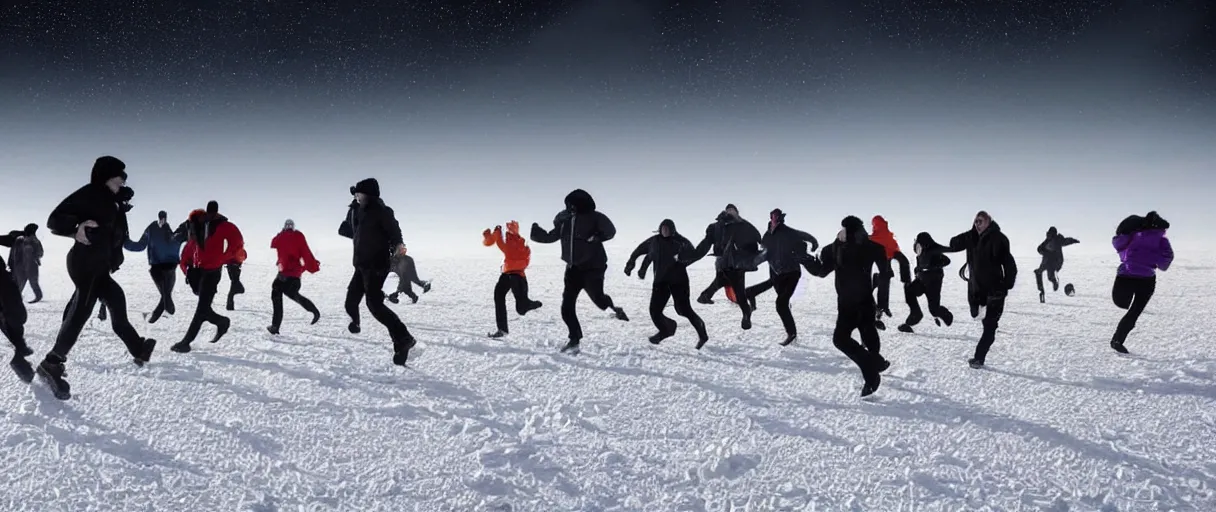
[613,307,629,321]
[387,293,400,304]
[209,317,230,343]
[392,336,417,366]
[9,355,33,383]
[560,339,580,354]
[36,354,70,400]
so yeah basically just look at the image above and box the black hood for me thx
[914,232,945,252]
[564,189,596,213]
[23,223,37,236]
[1046,226,1058,238]
[1144,211,1170,230]
[980,221,1003,236]
[352,178,381,198]
[841,215,867,244]
[90,156,127,186]
[1116,215,1144,235]
[655,218,677,235]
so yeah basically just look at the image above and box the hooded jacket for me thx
[272,228,320,278]
[0,230,25,271]
[125,219,183,265]
[7,225,43,274]
[46,170,133,274]
[693,210,763,272]
[807,216,894,305]
[912,232,951,278]
[530,189,616,270]
[484,222,531,276]
[758,219,818,275]
[1113,213,1173,278]
[1036,227,1079,272]
[339,178,405,270]
[947,221,1017,295]
[627,219,699,283]
[180,210,244,272]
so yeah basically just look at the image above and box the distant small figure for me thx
[7,223,44,303]
[897,232,955,334]
[868,215,912,330]
[125,210,184,323]
[1109,211,1173,354]
[388,245,431,304]
[1034,226,1079,303]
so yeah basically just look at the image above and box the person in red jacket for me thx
[206,201,247,311]
[268,219,321,334]
[484,221,542,338]
[869,215,911,330]
[171,205,244,352]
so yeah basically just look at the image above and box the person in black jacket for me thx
[0,229,34,382]
[7,224,44,303]
[805,216,893,397]
[625,219,709,348]
[897,232,956,333]
[1034,226,1079,303]
[338,178,417,365]
[691,203,762,329]
[36,156,158,399]
[943,211,1017,368]
[743,209,819,345]
[530,189,629,353]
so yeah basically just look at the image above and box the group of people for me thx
[0,156,1176,400]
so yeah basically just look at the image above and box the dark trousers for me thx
[703,269,751,316]
[225,263,244,310]
[650,271,704,334]
[903,273,953,327]
[148,263,177,321]
[182,269,228,344]
[833,298,885,374]
[393,272,426,301]
[53,266,144,359]
[11,267,41,302]
[968,289,1006,363]
[561,266,617,341]
[874,273,893,314]
[0,269,27,350]
[1034,267,1059,293]
[1111,275,1155,345]
[494,273,539,333]
[271,274,319,329]
[745,270,800,335]
[344,267,412,343]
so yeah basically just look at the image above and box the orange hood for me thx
[870,215,900,259]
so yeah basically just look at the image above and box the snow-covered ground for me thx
[1,251,1213,511]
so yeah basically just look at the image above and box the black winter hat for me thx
[842,215,864,232]
[158,210,168,220]
[351,178,381,198]
[206,201,219,216]
[725,203,738,211]
[90,156,127,186]
[1144,211,1170,230]
[23,223,37,236]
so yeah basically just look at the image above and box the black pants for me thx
[1034,267,1059,294]
[968,289,1006,363]
[0,269,27,350]
[561,266,617,341]
[874,273,893,315]
[393,271,426,301]
[11,267,41,302]
[149,263,177,321]
[705,269,751,317]
[650,271,704,333]
[345,267,412,343]
[225,263,244,309]
[1111,275,1155,345]
[181,269,227,344]
[833,299,885,373]
[52,264,144,359]
[745,270,800,335]
[494,273,539,333]
[271,274,319,329]
[903,273,952,327]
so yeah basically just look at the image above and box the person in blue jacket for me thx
[125,210,184,323]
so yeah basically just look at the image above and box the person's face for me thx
[660,225,672,237]
[284,220,295,231]
[726,207,739,217]
[105,176,125,194]
[974,215,990,233]
[355,192,368,205]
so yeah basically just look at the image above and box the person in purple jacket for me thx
[1110,211,1173,354]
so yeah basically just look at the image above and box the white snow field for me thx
[1,250,1213,511]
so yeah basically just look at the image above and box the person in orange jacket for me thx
[869,215,911,330]
[268,219,321,334]
[204,201,247,311]
[171,205,244,352]
[485,221,542,337]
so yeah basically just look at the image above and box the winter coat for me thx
[807,226,894,306]
[693,212,763,272]
[758,223,818,275]
[338,185,405,270]
[272,229,320,278]
[125,220,183,265]
[530,189,616,270]
[180,213,245,272]
[7,235,43,273]
[627,219,699,283]
[1036,228,1079,272]
[912,232,951,280]
[390,253,420,281]
[484,226,531,276]
[46,182,132,274]
[0,231,23,270]
[1113,229,1173,278]
[947,221,1017,295]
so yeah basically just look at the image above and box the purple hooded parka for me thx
[1112,229,1173,278]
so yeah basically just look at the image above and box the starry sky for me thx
[1,0,1213,261]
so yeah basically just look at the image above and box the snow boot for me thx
[348,322,361,334]
[780,333,796,346]
[487,330,506,339]
[36,354,70,400]
[170,341,192,353]
[560,339,580,354]
[968,358,984,369]
[392,336,417,366]
[612,307,629,321]
[1111,340,1129,354]
[209,317,230,343]
[9,355,33,383]
[897,324,914,333]
[387,293,400,304]
[130,338,156,366]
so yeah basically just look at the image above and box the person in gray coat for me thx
[8,224,44,303]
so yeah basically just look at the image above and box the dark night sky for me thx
[1,1,1212,118]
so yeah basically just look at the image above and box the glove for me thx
[482,229,494,246]
[494,225,502,232]
[624,262,634,276]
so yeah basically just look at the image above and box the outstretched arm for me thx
[945,230,973,253]
[892,251,911,283]
[0,231,19,247]
[1062,237,1080,247]
[690,226,714,261]
[125,227,150,252]
[807,245,835,278]
[791,228,819,252]
[625,239,649,273]
[300,234,320,272]
[530,221,561,244]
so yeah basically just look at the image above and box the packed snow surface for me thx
[1,252,1213,511]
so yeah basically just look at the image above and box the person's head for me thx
[351,178,380,205]
[205,200,219,218]
[658,219,676,238]
[769,208,785,231]
[913,232,935,255]
[506,220,520,235]
[725,203,739,218]
[1144,211,1170,231]
[1047,226,1058,238]
[398,244,408,256]
[158,210,168,226]
[973,211,992,233]
[90,155,128,193]
[871,215,889,233]
[840,215,867,243]
[23,223,37,236]
[283,219,295,231]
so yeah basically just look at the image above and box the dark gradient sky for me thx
[1,1,1213,260]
